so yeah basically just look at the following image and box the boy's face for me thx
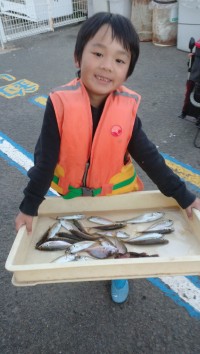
[75,25,131,107]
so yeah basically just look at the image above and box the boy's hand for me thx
[15,212,33,234]
[185,197,200,219]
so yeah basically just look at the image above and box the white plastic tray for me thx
[5,191,200,286]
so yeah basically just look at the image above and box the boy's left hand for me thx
[185,197,200,218]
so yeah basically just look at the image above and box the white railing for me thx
[0,0,87,48]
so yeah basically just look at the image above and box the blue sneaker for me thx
[111,279,129,304]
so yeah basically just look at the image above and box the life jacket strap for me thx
[62,172,136,199]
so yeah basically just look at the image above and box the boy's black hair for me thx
[74,12,140,78]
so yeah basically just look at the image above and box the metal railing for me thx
[0,0,87,48]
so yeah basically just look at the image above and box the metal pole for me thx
[46,0,54,31]
[0,15,6,49]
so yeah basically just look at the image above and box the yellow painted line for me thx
[0,73,16,81]
[165,159,200,188]
[29,95,47,108]
[0,79,39,99]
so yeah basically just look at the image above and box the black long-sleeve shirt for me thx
[19,97,196,216]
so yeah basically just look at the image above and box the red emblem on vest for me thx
[111,125,122,137]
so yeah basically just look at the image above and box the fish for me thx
[94,231,114,237]
[115,252,159,258]
[52,254,77,263]
[59,219,80,231]
[115,231,131,239]
[56,232,82,243]
[119,212,164,224]
[52,253,95,264]
[36,239,71,251]
[56,214,86,220]
[50,235,77,244]
[139,219,174,234]
[74,255,96,262]
[98,238,119,254]
[48,221,62,238]
[98,237,115,248]
[125,233,168,245]
[35,221,62,248]
[100,236,127,254]
[112,237,127,254]
[87,216,114,225]
[88,223,126,231]
[95,230,130,239]
[35,229,50,248]
[130,238,169,245]
[73,219,89,234]
[70,229,100,240]
[86,245,118,259]
[68,240,98,253]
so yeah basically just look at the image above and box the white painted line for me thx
[0,134,33,170]
[160,276,200,313]
[0,133,57,195]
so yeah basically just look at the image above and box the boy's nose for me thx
[100,58,113,72]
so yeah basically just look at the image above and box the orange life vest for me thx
[50,78,144,198]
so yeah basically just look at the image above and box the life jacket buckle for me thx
[81,187,93,196]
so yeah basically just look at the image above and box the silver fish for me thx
[56,232,82,243]
[36,229,50,248]
[36,222,62,247]
[86,245,118,259]
[56,214,86,220]
[73,219,89,233]
[48,221,62,238]
[70,229,100,240]
[53,253,95,263]
[95,230,130,239]
[95,231,114,237]
[68,240,98,253]
[140,219,174,234]
[87,216,114,225]
[52,254,76,263]
[60,219,80,231]
[50,236,78,245]
[98,238,113,247]
[98,238,118,252]
[112,237,127,254]
[115,251,159,258]
[75,255,96,262]
[36,239,71,251]
[131,238,169,245]
[89,223,126,231]
[125,232,168,245]
[115,231,131,239]
[120,212,164,224]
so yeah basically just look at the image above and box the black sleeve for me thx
[19,97,60,216]
[128,116,196,209]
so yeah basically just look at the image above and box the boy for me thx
[15,13,200,304]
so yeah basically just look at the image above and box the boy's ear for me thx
[74,55,80,68]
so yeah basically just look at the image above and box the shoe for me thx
[111,279,129,304]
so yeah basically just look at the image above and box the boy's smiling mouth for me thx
[95,75,112,83]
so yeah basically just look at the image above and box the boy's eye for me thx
[116,59,126,64]
[93,52,102,57]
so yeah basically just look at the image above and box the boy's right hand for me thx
[15,212,33,234]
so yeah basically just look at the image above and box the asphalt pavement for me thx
[0,23,200,354]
